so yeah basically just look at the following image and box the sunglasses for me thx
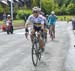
[33,11,38,13]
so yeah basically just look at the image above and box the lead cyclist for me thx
[25,7,45,52]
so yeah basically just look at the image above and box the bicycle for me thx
[32,31,42,66]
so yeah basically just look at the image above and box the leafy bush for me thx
[16,9,32,20]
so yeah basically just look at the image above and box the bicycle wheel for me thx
[51,31,54,40]
[32,41,39,66]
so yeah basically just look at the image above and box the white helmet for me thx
[32,7,39,12]
[51,11,55,14]
[7,14,10,17]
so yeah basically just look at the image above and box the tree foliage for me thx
[41,0,54,14]
[0,0,75,15]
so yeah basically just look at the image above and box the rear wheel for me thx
[51,31,54,40]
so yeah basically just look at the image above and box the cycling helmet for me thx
[32,7,39,13]
[7,14,11,17]
[51,11,55,14]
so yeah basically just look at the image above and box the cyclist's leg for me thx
[49,25,52,36]
[49,25,51,35]
[52,25,55,38]
[30,29,35,43]
[44,28,47,38]
[38,33,44,52]
[44,23,47,32]
[37,27,44,52]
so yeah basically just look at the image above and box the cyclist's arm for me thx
[25,16,33,33]
[41,20,45,30]
[47,15,51,23]
[25,20,30,29]
[54,15,57,23]
[25,16,32,29]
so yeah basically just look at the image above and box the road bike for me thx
[32,31,43,66]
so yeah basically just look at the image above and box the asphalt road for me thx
[0,21,71,71]
[65,22,75,71]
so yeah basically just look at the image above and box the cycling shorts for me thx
[33,25,41,32]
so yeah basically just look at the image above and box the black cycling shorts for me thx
[33,26,41,32]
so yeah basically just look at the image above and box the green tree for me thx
[0,4,3,13]
[41,0,55,14]
[60,5,67,15]
[66,3,75,15]
[32,0,37,7]
[54,3,60,15]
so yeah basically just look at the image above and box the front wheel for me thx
[32,41,39,66]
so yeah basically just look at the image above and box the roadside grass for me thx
[0,20,24,26]
[57,15,74,21]
[13,20,24,26]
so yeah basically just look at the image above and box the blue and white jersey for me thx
[26,14,44,25]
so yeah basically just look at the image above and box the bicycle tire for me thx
[51,31,54,40]
[32,41,39,66]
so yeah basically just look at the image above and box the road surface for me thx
[65,22,75,71]
[0,21,72,71]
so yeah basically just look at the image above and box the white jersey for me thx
[26,14,44,25]
[42,16,46,24]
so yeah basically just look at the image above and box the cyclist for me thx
[71,16,75,30]
[48,11,57,38]
[6,15,13,34]
[6,15,12,25]
[39,9,47,29]
[25,7,45,52]
[40,12,48,42]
